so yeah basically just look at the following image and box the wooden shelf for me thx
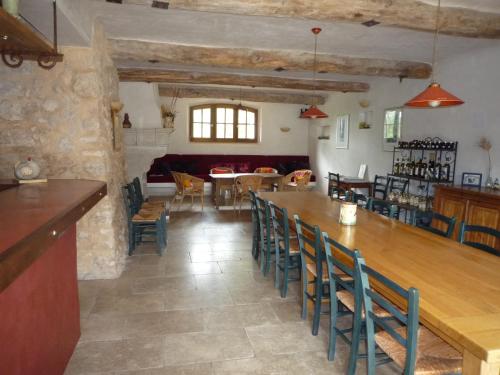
[0,7,62,63]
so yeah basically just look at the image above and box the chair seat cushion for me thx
[336,290,391,318]
[132,212,160,222]
[306,263,352,282]
[375,326,462,375]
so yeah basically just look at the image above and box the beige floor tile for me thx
[116,363,214,375]
[91,294,165,316]
[65,337,163,374]
[229,285,297,305]
[217,260,260,273]
[121,310,205,338]
[165,261,221,278]
[212,353,307,375]
[80,314,126,342]
[163,288,233,310]
[269,301,303,323]
[204,303,280,331]
[190,251,252,263]
[245,322,327,356]
[132,276,196,294]
[162,329,254,366]
[121,264,166,279]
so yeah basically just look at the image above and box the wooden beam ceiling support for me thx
[118,68,370,92]
[109,40,431,79]
[113,0,500,39]
[158,85,327,105]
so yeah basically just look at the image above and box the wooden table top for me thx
[0,179,106,292]
[260,191,500,364]
[209,173,283,179]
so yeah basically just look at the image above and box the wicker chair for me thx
[171,171,204,211]
[254,167,278,191]
[282,169,313,191]
[233,175,263,212]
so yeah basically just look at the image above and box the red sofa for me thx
[146,154,314,183]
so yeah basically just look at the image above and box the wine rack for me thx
[390,137,458,198]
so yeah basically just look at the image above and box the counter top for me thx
[434,184,500,200]
[0,179,106,292]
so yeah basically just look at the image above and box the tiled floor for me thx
[66,201,399,374]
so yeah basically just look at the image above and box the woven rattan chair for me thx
[171,171,204,211]
[282,169,313,191]
[356,256,462,375]
[254,167,278,191]
[233,175,262,212]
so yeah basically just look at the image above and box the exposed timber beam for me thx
[109,40,431,79]
[118,69,370,92]
[158,85,327,105]
[109,0,500,39]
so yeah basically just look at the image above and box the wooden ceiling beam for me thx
[118,68,370,92]
[158,85,327,105]
[112,0,500,39]
[109,40,431,79]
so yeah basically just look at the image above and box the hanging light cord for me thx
[312,32,318,105]
[430,0,441,82]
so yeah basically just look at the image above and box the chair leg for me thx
[281,257,289,298]
[328,294,338,361]
[311,279,322,336]
[347,309,362,375]
[178,194,184,211]
[301,266,308,320]
[274,246,280,289]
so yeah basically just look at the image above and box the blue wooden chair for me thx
[389,177,409,195]
[458,222,500,256]
[367,198,398,219]
[256,196,274,275]
[322,232,359,366]
[249,191,260,261]
[411,210,456,238]
[346,191,369,207]
[294,214,328,336]
[328,172,347,200]
[122,187,166,255]
[270,202,301,297]
[373,175,391,200]
[356,257,462,375]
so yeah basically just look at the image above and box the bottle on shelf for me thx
[434,160,442,180]
[420,157,428,178]
[394,158,400,175]
[407,160,415,176]
[414,159,422,177]
[427,160,435,180]
[441,160,451,181]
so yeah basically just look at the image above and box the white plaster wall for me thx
[119,82,310,178]
[309,44,500,193]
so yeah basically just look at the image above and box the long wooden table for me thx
[260,191,500,375]
[210,172,283,208]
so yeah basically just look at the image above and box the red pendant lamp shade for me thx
[301,105,328,119]
[301,27,328,119]
[405,82,464,108]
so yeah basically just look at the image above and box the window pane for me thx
[225,124,233,138]
[225,108,234,123]
[238,124,246,139]
[238,109,247,123]
[385,110,396,125]
[246,125,255,139]
[247,111,255,125]
[202,108,211,123]
[193,123,202,138]
[216,107,225,123]
[193,109,202,123]
[216,123,225,138]
[202,123,211,138]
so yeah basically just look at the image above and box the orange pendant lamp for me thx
[301,27,328,119]
[405,0,464,108]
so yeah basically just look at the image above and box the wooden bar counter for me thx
[0,179,107,375]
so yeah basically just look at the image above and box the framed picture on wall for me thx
[383,107,403,152]
[336,114,349,149]
[461,172,482,188]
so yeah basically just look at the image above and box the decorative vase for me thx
[122,113,132,128]
[163,116,175,129]
[3,0,19,18]
[339,202,357,226]
[14,157,41,180]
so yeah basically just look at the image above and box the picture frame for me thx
[336,114,349,149]
[461,172,482,188]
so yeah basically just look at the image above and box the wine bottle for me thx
[442,162,450,181]
[434,161,442,180]
[394,159,400,175]
[420,157,427,178]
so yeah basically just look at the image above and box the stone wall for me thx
[0,24,128,279]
